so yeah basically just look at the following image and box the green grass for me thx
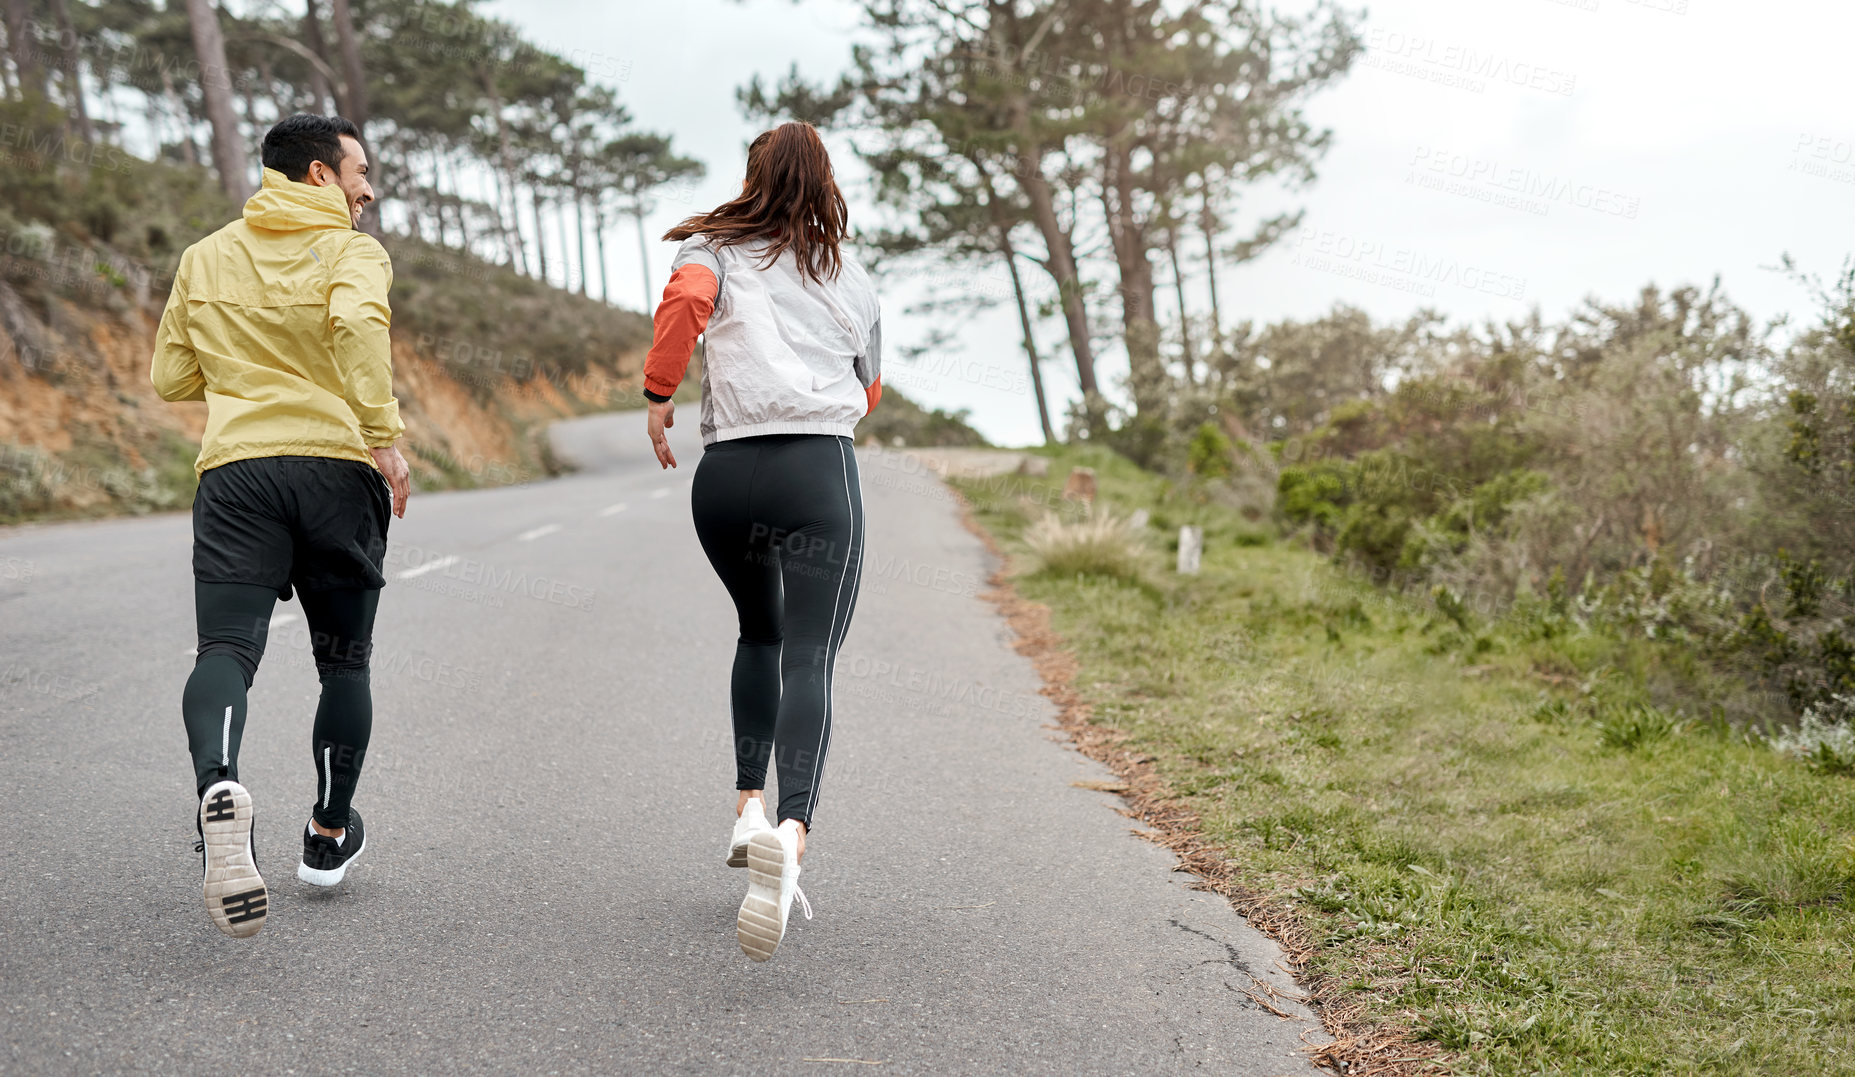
[954,445,1855,1076]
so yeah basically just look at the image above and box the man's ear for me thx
[305,160,331,186]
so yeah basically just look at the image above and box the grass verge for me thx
[951,444,1855,1077]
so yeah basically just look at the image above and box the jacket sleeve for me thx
[855,316,882,414]
[327,233,405,447]
[642,264,718,402]
[150,261,205,403]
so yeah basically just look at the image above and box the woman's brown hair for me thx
[663,122,848,285]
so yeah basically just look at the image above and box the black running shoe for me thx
[197,780,268,938]
[298,808,366,887]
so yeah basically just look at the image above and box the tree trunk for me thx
[593,202,610,304]
[1199,198,1223,347]
[301,0,333,114]
[481,73,527,275]
[0,24,15,98]
[529,185,549,284]
[488,159,513,267]
[1019,166,1097,401]
[328,0,366,127]
[634,205,652,310]
[556,192,572,292]
[574,185,590,298]
[973,162,1056,445]
[158,66,199,167]
[327,0,379,234]
[183,0,252,202]
[1102,139,1163,419]
[48,0,93,143]
[1000,231,1056,445]
[4,0,45,99]
[1166,221,1195,387]
[434,152,454,247]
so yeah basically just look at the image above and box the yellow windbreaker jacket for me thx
[151,167,404,475]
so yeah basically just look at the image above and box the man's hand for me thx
[648,399,677,469]
[370,444,411,518]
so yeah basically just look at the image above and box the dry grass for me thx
[1022,507,1149,583]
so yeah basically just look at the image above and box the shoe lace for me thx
[793,884,813,921]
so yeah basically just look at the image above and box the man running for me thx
[151,113,410,938]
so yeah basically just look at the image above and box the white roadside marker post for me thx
[1177,525,1203,575]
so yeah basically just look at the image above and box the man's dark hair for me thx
[261,114,364,182]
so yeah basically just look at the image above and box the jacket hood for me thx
[242,168,355,232]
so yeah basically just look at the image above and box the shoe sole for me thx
[297,831,366,887]
[737,829,788,962]
[199,781,267,939]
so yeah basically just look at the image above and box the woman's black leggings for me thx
[691,433,865,829]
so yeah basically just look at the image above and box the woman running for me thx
[641,122,881,962]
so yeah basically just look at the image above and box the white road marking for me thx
[517,523,563,542]
[598,502,629,517]
[649,489,670,500]
[397,555,459,580]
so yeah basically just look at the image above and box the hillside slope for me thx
[0,139,653,522]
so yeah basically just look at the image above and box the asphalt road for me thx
[0,409,1327,1075]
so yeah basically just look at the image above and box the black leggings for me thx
[183,581,378,828]
[691,434,865,829]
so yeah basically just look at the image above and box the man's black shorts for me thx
[193,455,392,599]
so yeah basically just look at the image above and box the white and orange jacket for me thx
[643,235,881,445]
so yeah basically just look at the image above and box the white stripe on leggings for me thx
[322,746,332,809]
[804,440,862,822]
[221,706,232,768]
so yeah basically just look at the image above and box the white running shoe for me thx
[197,780,268,939]
[737,821,811,962]
[727,797,774,868]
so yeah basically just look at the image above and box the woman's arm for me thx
[641,243,723,403]
[855,316,882,414]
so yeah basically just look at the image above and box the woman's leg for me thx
[691,443,785,798]
[764,437,864,830]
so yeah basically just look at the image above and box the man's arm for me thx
[150,266,205,402]
[327,233,405,447]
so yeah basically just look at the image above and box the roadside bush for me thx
[1024,508,1148,583]
[1770,694,1855,774]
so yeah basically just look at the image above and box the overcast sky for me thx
[485,0,1855,446]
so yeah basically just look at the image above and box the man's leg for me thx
[298,587,380,831]
[184,582,278,795]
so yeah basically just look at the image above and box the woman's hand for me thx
[648,399,678,469]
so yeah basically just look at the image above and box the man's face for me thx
[306,135,374,228]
